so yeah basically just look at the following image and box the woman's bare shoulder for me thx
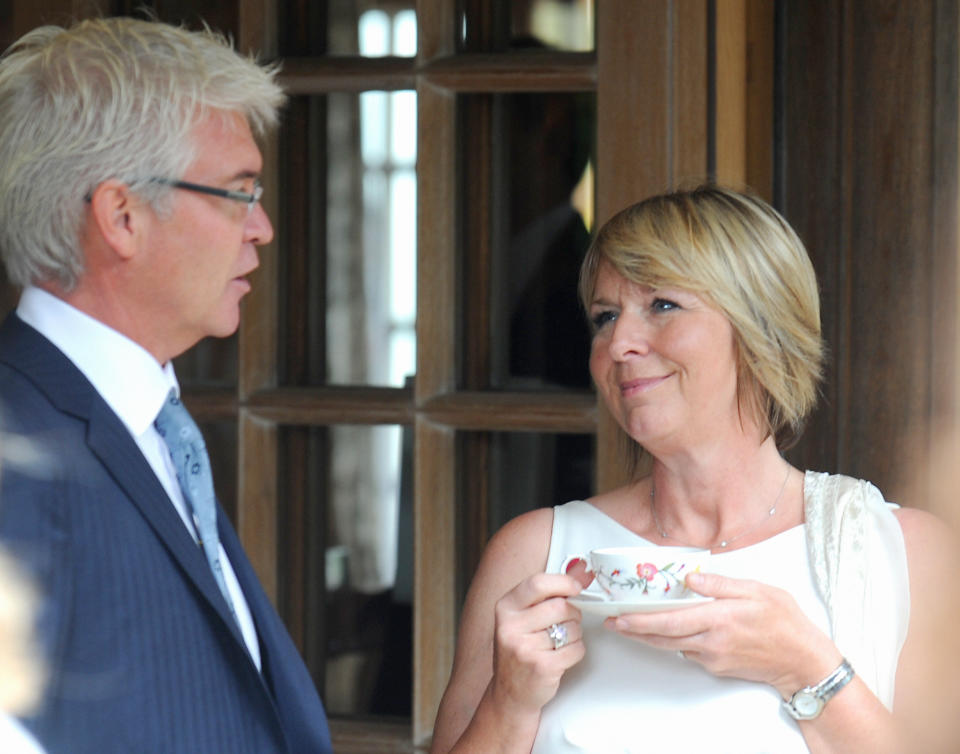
[893,506,959,558]
[892,506,960,604]
[481,506,556,575]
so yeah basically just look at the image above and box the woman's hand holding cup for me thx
[489,569,593,715]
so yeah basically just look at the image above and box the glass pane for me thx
[280,91,417,388]
[457,430,594,591]
[459,0,595,52]
[198,419,238,522]
[459,92,595,390]
[326,2,417,57]
[173,336,237,387]
[328,90,417,387]
[511,0,595,51]
[487,430,593,531]
[278,424,413,719]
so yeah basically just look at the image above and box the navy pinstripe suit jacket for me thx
[0,313,333,753]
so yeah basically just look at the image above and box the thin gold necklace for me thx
[649,466,791,549]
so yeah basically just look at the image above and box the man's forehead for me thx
[185,111,263,179]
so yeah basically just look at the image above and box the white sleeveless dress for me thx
[531,471,909,754]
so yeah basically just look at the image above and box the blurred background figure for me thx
[0,442,46,754]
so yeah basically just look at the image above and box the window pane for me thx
[328,91,417,387]
[511,0,595,51]
[459,0,595,52]
[280,91,417,388]
[488,430,593,529]
[326,3,417,57]
[457,429,594,594]
[278,424,413,719]
[459,92,595,391]
[174,337,237,387]
[198,418,238,522]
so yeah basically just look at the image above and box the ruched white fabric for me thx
[802,471,909,709]
[532,471,908,753]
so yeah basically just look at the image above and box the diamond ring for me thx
[546,622,568,650]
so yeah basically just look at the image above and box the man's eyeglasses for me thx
[150,178,263,215]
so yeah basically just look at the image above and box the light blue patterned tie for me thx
[155,389,238,625]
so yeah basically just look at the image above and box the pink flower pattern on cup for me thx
[596,559,698,599]
[637,563,658,580]
[561,546,710,602]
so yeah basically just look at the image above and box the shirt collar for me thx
[17,286,178,436]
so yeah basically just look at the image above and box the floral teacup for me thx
[560,546,710,602]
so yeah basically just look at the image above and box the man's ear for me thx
[87,180,150,261]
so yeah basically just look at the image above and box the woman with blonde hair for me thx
[431,184,958,753]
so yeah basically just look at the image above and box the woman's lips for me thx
[619,374,669,395]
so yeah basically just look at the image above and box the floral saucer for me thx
[568,591,713,617]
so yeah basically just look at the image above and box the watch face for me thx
[794,691,822,718]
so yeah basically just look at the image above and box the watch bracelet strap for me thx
[816,659,855,703]
[783,658,856,720]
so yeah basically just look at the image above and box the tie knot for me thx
[155,390,201,447]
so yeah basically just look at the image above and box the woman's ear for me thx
[86,180,148,261]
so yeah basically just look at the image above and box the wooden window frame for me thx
[0,1,770,750]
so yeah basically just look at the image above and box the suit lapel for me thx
[0,314,247,649]
[85,400,246,646]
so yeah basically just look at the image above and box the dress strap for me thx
[803,471,908,709]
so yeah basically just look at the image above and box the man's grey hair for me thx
[0,17,286,290]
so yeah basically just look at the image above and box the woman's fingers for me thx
[684,570,761,598]
[504,572,588,610]
[542,619,584,652]
[604,574,835,689]
[562,557,596,590]
[489,574,589,712]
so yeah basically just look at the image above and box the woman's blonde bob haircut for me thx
[580,184,824,469]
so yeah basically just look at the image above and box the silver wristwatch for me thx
[783,659,855,720]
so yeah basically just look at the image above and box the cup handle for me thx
[559,554,594,587]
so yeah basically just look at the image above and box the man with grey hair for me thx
[0,17,333,753]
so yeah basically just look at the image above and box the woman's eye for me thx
[651,297,680,313]
[590,310,617,330]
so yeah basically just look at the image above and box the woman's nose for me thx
[608,312,650,361]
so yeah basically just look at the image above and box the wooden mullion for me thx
[672,0,709,185]
[421,391,596,433]
[237,0,277,58]
[592,1,713,493]
[188,385,596,433]
[279,52,594,95]
[280,56,417,93]
[745,0,774,200]
[414,0,458,744]
[459,83,493,610]
[421,51,595,91]
[235,0,281,600]
[594,0,670,493]
[248,386,415,424]
[714,0,748,186]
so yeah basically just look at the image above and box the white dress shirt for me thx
[17,287,261,669]
[0,714,46,754]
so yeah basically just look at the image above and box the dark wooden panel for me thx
[843,1,937,496]
[780,2,844,476]
[782,0,957,505]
